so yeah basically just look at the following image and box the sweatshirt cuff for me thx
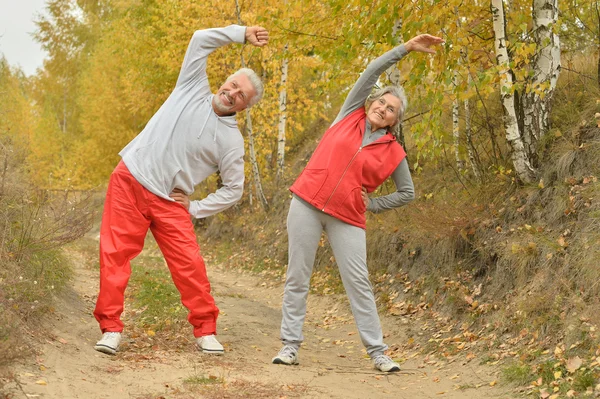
[229,24,247,45]
[396,44,408,58]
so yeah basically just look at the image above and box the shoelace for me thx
[279,345,297,358]
[105,332,120,338]
[373,355,395,366]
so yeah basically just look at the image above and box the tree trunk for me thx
[235,0,269,210]
[276,46,289,183]
[385,19,406,148]
[597,1,600,87]
[491,0,536,183]
[522,0,561,162]
[464,78,482,182]
[245,110,269,210]
[452,69,463,171]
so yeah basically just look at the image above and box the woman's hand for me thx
[361,187,370,211]
[169,188,190,210]
[404,34,444,54]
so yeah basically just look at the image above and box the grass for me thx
[0,164,94,373]
[184,374,224,385]
[502,362,533,386]
[129,258,188,329]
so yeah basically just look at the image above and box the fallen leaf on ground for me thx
[566,356,582,373]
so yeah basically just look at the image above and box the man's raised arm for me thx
[176,25,268,91]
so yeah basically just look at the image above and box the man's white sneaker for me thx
[196,334,224,354]
[94,332,122,355]
[373,354,401,372]
[272,345,299,365]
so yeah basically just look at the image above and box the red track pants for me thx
[93,161,219,337]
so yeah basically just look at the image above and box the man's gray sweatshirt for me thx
[120,25,247,219]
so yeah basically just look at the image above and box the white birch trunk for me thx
[245,110,269,210]
[386,19,403,87]
[276,46,289,183]
[452,10,463,171]
[523,0,560,149]
[235,0,269,210]
[464,74,482,182]
[386,19,405,146]
[491,0,536,183]
[452,69,463,171]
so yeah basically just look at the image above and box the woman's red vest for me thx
[290,108,406,229]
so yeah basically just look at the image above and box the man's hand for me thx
[404,34,444,54]
[245,26,269,47]
[169,189,190,210]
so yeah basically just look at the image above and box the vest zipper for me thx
[322,146,362,211]
[320,138,394,213]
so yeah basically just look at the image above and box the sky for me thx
[0,0,48,76]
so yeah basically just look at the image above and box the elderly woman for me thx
[272,34,443,372]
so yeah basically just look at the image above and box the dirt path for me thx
[5,237,511,399]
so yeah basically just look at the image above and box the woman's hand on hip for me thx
[361,187,370,211]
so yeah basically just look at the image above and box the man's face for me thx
[213,73,257,115]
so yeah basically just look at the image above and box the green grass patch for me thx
[502,362,533,386]
[129,261,187,330]
[573,369,597,392]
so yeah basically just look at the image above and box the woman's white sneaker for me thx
[94,332,122,355]
[373,354,400,372]
[196,334,224,354]
[272,345,299,365]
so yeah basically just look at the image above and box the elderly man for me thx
[93,25,269,356]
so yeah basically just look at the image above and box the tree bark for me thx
[385,19,406,148]
[452,69,463,171]
[235,0,269,210]
[522,0,561,162]
[491,0,536,183]
[464,74,482,182]
[276,45,289,183]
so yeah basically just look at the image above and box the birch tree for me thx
[464,73,482,182]
[452,68,463,171]
[235,0,269,211]
[275,0,289,183]
[522,0,561,161]
[385,19,406,148]
[275,50,289,183]
[452,10,464,172]
[491,0,536,183]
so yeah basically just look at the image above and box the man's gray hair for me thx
[365,86,408,129]
[227,68,264,107]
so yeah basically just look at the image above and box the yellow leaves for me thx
[553,370,562,379]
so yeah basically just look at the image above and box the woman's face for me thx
[366,94,402,131]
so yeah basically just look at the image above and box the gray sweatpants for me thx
[280,196,388,357]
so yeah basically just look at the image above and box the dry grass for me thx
[184,378,310,399]
[0,153,95,374]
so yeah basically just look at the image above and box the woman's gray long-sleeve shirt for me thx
[332,45,415,213]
